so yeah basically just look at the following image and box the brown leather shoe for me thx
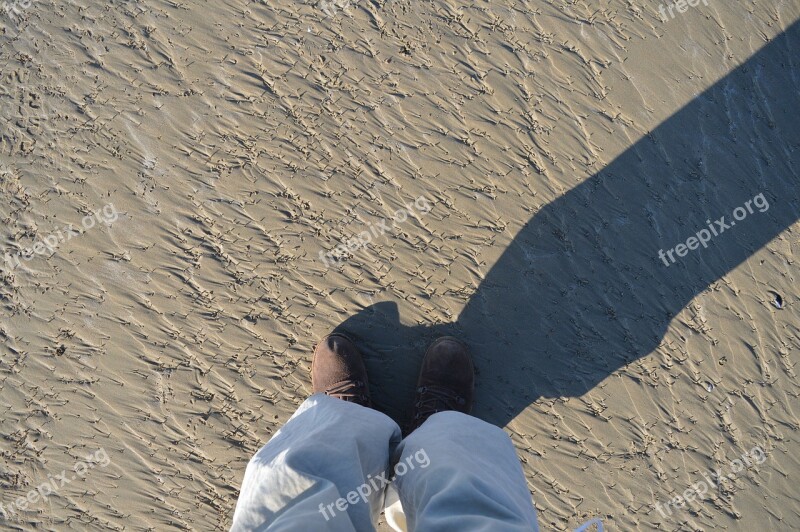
[407,337,474,433]
[312,334,371,407]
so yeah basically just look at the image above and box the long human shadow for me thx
[336,21,800,428]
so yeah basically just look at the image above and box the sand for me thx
[1,0,798,530]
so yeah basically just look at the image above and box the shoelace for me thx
[325,379,370,405]
[412,385,466,422]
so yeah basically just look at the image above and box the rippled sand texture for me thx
[1,0,799,530]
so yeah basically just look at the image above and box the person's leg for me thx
[388,338,539,532]
[391,411,538,531]
[231,335,402,532]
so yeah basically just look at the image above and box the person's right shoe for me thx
[407,336,474,434]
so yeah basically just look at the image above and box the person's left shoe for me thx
[312,333,372,407]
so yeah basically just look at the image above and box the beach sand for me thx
[1,0,799,530]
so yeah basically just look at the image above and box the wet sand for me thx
[1,0,799,530]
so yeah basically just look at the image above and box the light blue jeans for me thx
[230,394,540,531]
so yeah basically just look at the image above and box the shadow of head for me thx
[335,21,799,429]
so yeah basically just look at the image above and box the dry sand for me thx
[1,0,799,530]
